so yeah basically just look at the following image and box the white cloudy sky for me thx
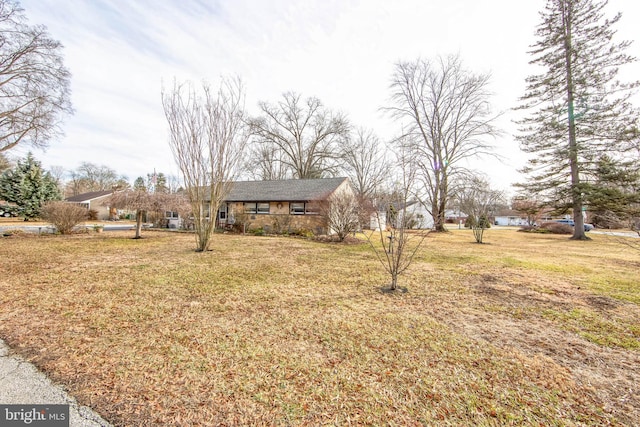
[14,0,640,193]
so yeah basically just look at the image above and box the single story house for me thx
[371,200,435,230]
[65,190,115,220]
[169,177,354,234]
[493,209,528,226]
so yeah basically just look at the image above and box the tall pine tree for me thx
[0,152,61,219]
[516,0,639,240]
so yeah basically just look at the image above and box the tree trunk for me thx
[473,226,484,243]
[134,210,143,239]
[562,1,589,241]
[390,272,398,290]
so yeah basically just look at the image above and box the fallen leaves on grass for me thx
[0,230,638,425]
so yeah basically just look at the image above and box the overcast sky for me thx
[14,0,640,193]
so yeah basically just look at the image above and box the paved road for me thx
[0,339,111,426]
[590,230,639,238]
[0,224,140,234]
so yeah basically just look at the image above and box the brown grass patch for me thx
[1,229,638,425]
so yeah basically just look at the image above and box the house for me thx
[493,208,556,227]
[65,190,115,220]
[168,177,354,234]
[371,200,435,230]
[493,209,527,226]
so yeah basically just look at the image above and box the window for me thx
[257,202,270,214]
[244,202,270,214]
[305,202,319,215]
[290,202,305,215]
[218,204,227,220]
[244,202,257,214]
[165,211,179,219]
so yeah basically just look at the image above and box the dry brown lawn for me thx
[0,228,638,426]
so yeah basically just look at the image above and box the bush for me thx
[464,216,475,228]
[40,201,88,234]
[518,225,550,233]
[87,209,98,220]
[539,222,573,234]
[291,228,314,238]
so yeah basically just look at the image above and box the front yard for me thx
[0,228,638,425]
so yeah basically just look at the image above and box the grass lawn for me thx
[1,228,638,426]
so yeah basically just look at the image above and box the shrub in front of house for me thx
[40,201,88,234]
[291,228,315,238]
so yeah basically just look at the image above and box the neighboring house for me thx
[168,178,354,234]
[400,200,434,229]
[65,190,115,220]
[445,209,467,227]
[373,200,435,230]
[494,208,558,226]
[494,209,528,226]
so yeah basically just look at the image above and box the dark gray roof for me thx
[225,178,348,202]
[65,190,114,202]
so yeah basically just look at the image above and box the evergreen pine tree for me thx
[0,152,61,219]
[586,155,640,227]
[516,0,639,240]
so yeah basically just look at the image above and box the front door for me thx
[217,203,228,227]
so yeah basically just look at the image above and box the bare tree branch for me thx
[385,54,500,232]
[248,92,349,179]
[161,77,248,251]
[0,0,72,152]
[340,127,389,199]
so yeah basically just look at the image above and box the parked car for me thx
[555,218,594,231]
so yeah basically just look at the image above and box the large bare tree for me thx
[387,54,499,232]
[0,0,72,152]
[248,92,349,179]
[340,127,389,199]
[244,140,290,181]
[66,162,128,196]
[162,77,248,252]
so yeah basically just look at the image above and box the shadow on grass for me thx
[378,286,409,294]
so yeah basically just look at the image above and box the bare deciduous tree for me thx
[365,146,429,291]
[66,162,128,196]
[0,0,72,152]
[244,141,290,181]
[249,92,349,179]
[512,196,545,226]
[341,127,389,199]
[322,188,360,242]
[162,77,248,251]
[387,54,499,232]
[108,189,183,239]
[456,174,504,243]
